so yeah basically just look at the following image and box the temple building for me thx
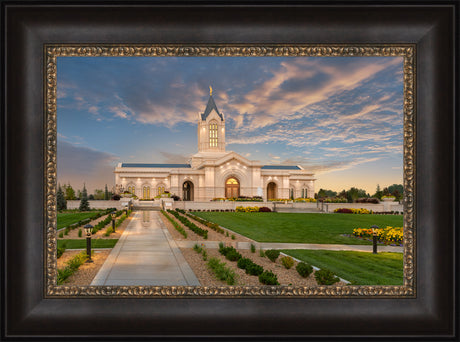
[114,89,316,201]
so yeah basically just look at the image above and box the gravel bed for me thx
[58,213,132,240]
[180,245,345,287]
[57,250,111,285]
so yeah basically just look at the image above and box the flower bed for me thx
[293,198,317,203]
[235,206,272,212]
[334,208,372,214]
[352,226,403,245]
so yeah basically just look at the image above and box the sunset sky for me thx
[57,56,404,194]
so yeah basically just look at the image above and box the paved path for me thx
[175,240,403,253]
[91,211,200,286]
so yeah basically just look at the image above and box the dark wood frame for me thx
[2,1,458,339]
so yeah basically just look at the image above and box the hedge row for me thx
[161,210,187,238]
[61,208,118,233]
[167,210,208,239]
[91,209,125,235]
[179,209,225,235]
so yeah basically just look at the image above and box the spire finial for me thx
[209,86,213,96]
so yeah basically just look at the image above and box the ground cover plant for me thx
[162,210,187,238]
[167,209,208,239]
[282,249,403,285]
[57,239,118,249]
[193,212,403,244]
[207,257,237,285]
[57,251,88,285]
[181,210,225,234]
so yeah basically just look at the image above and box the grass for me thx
[57,211,103,229]
[193,212,403,245]
[282,249,403,285]
[57,239,118,249]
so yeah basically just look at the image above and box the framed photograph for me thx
[2,1,457,340]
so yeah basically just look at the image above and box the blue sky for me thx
[57,56,404,194]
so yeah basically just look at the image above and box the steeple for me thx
[201,87,224,121]
[197,87,226,153]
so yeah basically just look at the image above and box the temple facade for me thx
[114,90,316,201]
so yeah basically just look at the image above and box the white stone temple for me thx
[114,88,315,201]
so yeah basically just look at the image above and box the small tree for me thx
[79,184,90,211]
[104,184,109,200]
[64,183,76,200]
[57,184,67,211]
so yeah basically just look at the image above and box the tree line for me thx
[57,183,113,211]
[316,184,403,203]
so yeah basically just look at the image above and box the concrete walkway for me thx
[175,240,403,253]
[91,211,200,286]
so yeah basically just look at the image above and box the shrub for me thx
[265,249,280,262]
[231,234,235,240]
[226,249,242,262]
[64,227,70,235]
[334,208,353,214]
[58,231,64,238]
[314,269,340,285]
[246,263,264,276]
[237,258,253,270]
[104,227,113,236]
[250,244,256,253]
[281,256,294,269]
[296,262,313,277]
[57,251,87,285]
[78,229,82,237]
[258,207,272,212]
[259,270,280,285]
[207,257,236,285]
[259,249,265,258]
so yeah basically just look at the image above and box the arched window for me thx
[143,186,150,199]
[128,186,135,195]
[158,186,165,196]
[209,121,218,147]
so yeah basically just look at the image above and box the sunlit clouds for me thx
[57,56,403,193]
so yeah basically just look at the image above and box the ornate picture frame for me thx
[45,44,416,298]
[2,1,457,339]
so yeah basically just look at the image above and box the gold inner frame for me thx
[45,45,415,297]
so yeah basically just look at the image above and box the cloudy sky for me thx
[57,56,404,194]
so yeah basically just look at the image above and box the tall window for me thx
[143,186,150,199]
[158,186,165,196]
[209,122,218,147]
[128,186,135,195]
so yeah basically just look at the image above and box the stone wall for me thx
[67,200,124,210]
[173,201,318,211]
[321,202,403,213]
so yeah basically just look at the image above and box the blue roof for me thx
[201,95,224,121]
[261,165,301,170]
[121,163,191,168]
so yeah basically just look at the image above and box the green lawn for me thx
[282,249,403,285]
[193,212,403,244]
[57,211,103,229]
[58,239,118,249]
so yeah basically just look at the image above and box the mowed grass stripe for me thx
[58,239,118,249]
[283,249,403,285]
[57,212,103,229]
[193,212,403,244]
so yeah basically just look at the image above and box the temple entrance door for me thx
[267,182,277,200]
[225,177,240,198]
[183,181,194,201]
